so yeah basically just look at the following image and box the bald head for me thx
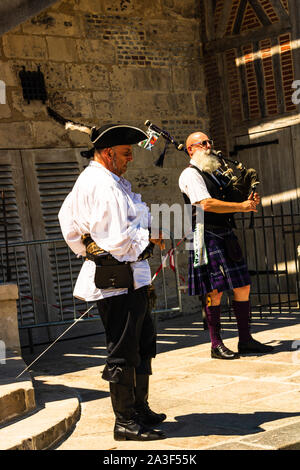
[186,131,211,157]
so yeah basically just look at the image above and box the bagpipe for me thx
[141,120,260,202]
[45,107,259,202]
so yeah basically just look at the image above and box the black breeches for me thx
[97,285,156,376]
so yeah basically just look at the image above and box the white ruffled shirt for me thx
[58,161,152,301]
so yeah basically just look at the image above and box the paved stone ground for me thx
[22,310,300,451]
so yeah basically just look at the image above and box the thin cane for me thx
[16,303,96,379]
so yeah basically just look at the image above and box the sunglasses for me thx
[190,139,213,148]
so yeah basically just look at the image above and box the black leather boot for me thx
[109,368,166,441]
[135,374,167,426]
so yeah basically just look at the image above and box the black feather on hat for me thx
[47,107,147,158]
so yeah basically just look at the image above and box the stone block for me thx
[0,284,20,352]
[194,91,209,118]
[0,121,34,148]
[126,168,173,206]
[65,63,110,91]
[145,19,198,43]
[102,0,162,17]
[92,90,126,120]
[0,103,12,119]
[22,12,82,37]
[11,89,48,119]
[31,120,71,148]
[0,60,19,86]
[68,131,92,147]
[73,0,104,14]
[162,0,200,19]
[172,65,205,91]
[93,90,196,122]
[46,36,78,62]
[40,62,67,90]
[0,389,27,424]
[2,35,48,60]
[109,66,172,92]
[48,90,95,119]
[76,39,115,64]
[133,92,173,119]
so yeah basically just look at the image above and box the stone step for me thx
[0,379,81,450]
[0,353,36,425]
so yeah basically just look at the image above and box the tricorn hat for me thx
[90,124,147,149]
[46,107,147,158]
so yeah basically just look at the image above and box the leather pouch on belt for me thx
[82,234,133,289]
[94,263,133,289]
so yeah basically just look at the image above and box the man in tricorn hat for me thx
[58,123,166,441]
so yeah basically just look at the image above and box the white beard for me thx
[192,149,221,174]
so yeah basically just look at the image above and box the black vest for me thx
[183,165,235,229]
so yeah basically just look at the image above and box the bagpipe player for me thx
[179,131,274,360]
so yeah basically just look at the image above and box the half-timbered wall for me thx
[201,0,300,201]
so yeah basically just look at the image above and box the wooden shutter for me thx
[0,150,38,326]
[20,148,90,325]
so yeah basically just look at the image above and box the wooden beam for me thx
[215,0,233,39]
[253,41,267,118]
[248,0,272,26]
[287,0,300,95]
[233,0,248,35]
[204,19,291,53]
[203,0,216,42]
[271,37,285,115]
[237,45,250,121]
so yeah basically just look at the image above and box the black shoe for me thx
[211,344,239,360]
[136,404,167,426]
[238,338,274,354]
[114,419,166,441]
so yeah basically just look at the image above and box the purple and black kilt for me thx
[188,227,251,296]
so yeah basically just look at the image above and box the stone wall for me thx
[0,0,208,149]
[0,0,208,316]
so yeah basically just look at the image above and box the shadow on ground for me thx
[21,311,300,378]
[160,411,300,437]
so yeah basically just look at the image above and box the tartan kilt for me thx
[188,227,251,296]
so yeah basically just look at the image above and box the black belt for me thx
[85,252,130,266]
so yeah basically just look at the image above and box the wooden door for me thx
[233,126,300,307]
[234,126,299,212]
